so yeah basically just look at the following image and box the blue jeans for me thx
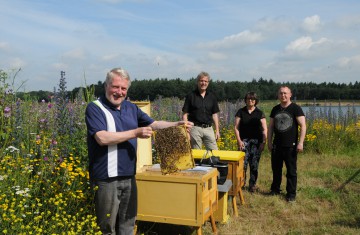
[92,176,137,235]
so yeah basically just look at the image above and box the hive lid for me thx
[192,149,245,161]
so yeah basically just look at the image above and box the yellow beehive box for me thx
[136,166,218,228]
[192,149,245,197]
[132,101,152,171]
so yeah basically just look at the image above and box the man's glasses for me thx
[246,97,256,101]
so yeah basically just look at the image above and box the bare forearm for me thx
[262,131,267,143]
[234,129,241,143]
[298,124,306,144]
[95,130,137,146]
[212,113,220,132]
[150,120,179,130]
[297,116,306,144]
[261,118,268,143]
[95,126,155,146]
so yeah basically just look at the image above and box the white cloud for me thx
[301,15,322,32]
[286,36,314,51]
[197,30,264,49]
[284,36,330,57]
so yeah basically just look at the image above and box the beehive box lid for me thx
[192,149,244,161]
[138,164,215,179]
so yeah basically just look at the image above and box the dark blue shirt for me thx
[85,96,154,180]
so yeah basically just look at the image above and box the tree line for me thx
[20,77,360,102]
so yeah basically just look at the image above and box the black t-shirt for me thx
[270,102,305,147]
[182,89,220,125]
[235,106,265,141]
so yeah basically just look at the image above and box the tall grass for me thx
[0,68,359,235]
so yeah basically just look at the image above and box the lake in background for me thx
[301,105,360,118]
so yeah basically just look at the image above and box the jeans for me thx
[93,176,137,235]
[270,146,297,198]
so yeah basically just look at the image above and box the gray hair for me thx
[196,71,211,82]
[105,68,131,88]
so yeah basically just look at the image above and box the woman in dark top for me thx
[234,92,267,192]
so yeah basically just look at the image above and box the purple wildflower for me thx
[4,106,11,117]
[5,89,14,95]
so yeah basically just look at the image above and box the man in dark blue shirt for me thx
[182,71,220,150]
[85,68,193,235]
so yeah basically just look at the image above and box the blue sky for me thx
[1,0,360,91]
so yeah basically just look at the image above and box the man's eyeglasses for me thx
[246,97,256,101]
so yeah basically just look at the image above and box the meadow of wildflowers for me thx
[1,69,359,234]
[0,71,101,234]
[303,100,360,155]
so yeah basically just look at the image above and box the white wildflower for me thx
[5,146,20,152]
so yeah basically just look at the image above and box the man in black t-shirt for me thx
[182,71,220,150]
[268,86,306,202]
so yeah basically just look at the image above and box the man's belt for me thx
[194,123,212,128]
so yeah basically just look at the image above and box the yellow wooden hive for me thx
[192,149,245,198]
[136,166,218,233]
[153,125,194,174]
